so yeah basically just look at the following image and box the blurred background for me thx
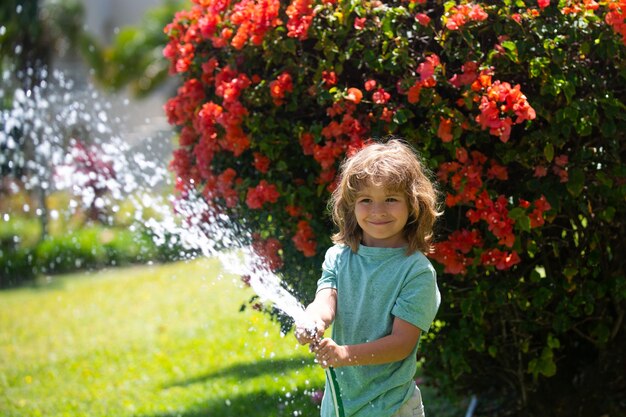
[1,0,190,286]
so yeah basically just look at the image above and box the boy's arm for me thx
[295,288,337,345]
[314,317,421,368]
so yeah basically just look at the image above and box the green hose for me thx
[306,328,345,417]
[325,366,345,417]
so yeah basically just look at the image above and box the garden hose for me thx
[307,328,345,417]
[325,366,345,417]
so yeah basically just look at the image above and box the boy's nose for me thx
[370,203,387,215]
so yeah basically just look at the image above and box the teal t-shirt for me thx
[317,244,440,417]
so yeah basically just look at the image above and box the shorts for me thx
[390,385,425,417]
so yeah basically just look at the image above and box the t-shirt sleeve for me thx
[316,245,340,293]
[391,264,440,333]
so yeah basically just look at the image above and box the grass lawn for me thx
[0,258,461,417]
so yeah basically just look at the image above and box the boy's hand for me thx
[312,338,350,369]
[294,320,325,346]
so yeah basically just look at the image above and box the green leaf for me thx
[443,1,456,13]
[599,207,616,222]
[508,207,526,220]
[282,39,297,55]
[563,267,578,280]
[508,207,530,231]
[381,14,394,38]
[547,334,561,349]
[544,143,554,163]
[501,40,519,63]
[566,168,585,197]
[393,108,413,125]
[591,323,611,344]
[563,106,579,123]
[528,347,557,378]
[529,57,549,78]
[596,171,613,188]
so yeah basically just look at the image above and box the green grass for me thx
[0,258,461,417]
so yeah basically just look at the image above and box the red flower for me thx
[217,168,239,207]
[380,107,394,122]
[364,79,377,91]
[292,220,317,257]
[252,235,284,271]
[448,229,484,254]
[286,0,315,40]
[554,154,568,167]
[253,152,271,173]
[313,141,343,169]
[322,70,337,87]
[164,78,206,126]
[354,17,366,30]
[487,161,508,180]
[227,0,281,49]
[480,249,521,270]
[534,165,548,177]
[415,13,431,26]
[529,195,552,228]
[170,148,193,184]
[299,132,316,155]
[446,3,488,31]
[475,81,535,143]
[430,241,473,275]
[215,66,251,104]
[269,72,294,105]
[407,83,422,104]
[417,54,440,82]
[606,1,626,45]
[537,0,550,9]
[449,61,479,88]
[245,180,280,209]
[285,205,302,217]
[372,88,391,104]
[437,117,454,142]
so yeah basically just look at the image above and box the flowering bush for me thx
[163,0,626,414]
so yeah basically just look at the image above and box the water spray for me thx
[1,68,339,414]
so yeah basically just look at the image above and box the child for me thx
[295,139,441,417]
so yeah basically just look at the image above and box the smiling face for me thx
[354,182,410,248]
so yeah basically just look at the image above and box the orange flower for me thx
[346,87,363,104]
[407,83,422,104]
[437,117,454,142]
[269,72,293,105]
